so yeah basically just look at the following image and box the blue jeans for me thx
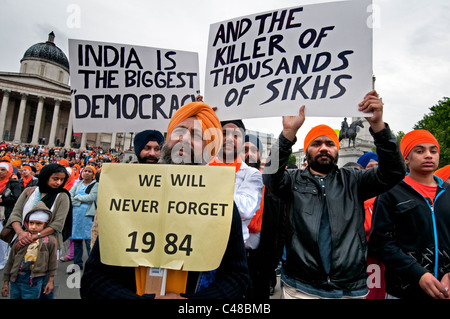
[10,272,44,299]
[73,239,91,269]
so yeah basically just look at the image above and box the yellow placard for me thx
[97,163,235,271]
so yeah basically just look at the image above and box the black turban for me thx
[133,130,164,157]
[220,120,246,133]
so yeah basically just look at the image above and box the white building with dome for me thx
[0,32,132,150]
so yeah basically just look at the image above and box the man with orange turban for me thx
[263,90,406,299]
[162,101,223,165]
[81,101,249,299]
[370,130,450,299]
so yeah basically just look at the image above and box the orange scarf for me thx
[22,175,33,187]
[364,197,376,241]
[248,184,265,233]
[0,162,13,194]
[210,158,265,233]
[64,167,76,191]
[209,157,242,172]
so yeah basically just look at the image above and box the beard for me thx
[244,155,261,170]
[160,142,204,165]
[307,151,338,175]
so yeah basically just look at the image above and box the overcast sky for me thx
[1,0,449,150]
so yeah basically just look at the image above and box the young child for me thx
[1,206,58,299]
[370,130,450,299]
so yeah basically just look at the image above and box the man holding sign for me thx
[205,0,375,121]
[81,101,249,299]
[263,90,406,298]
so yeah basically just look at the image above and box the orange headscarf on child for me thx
[400,130,440,159]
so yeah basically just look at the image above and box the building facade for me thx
[0,32,134,151]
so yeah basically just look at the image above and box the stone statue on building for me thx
[339,117,349,141]
[339,118,364,148]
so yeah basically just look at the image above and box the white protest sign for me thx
[68,39,200,133]
[205,0,373,120]
[97,163,235,270]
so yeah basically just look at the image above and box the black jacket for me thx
[19,176,39,193]
[1,178,21,225]
[369,178,450,298]
[263,124,405,292]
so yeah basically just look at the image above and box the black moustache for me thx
[314,152,333,160]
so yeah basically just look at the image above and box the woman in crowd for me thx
[7,163,72,249]
[5,163,72,298]
[69,166,98,270]
[0,162,21,269]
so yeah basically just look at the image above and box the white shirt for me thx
[234,162,263,243]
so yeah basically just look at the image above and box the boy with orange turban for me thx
[370,130,450,299]
[263,90,405,299]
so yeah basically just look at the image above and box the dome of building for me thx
[21,32,69,71]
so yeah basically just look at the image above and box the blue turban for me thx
[357,152,378,169]
[244,134,263,152]
[133,130,164,157]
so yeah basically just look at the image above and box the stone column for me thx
[13,93,28,144]
[31,96,45,145]
[0,90,11,140]
[80,133,87,150]
[48,99,61,147]
[110,132,117,150]
[95,133,101,147]
[64,107,74,148]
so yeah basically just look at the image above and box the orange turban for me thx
[435,165,450,181]
[400,130,440,159]
[11,160,21,168]
[304,124,340,151]
[84,165,96,175]
[59,159,70,167]
[166,101,223,157]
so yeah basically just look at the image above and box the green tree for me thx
[288,153,297,167]
[413,97,450,168]
[395,130,406,145]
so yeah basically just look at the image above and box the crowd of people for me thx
[1,91,449,300]
[0,143,124,173]
[0,147,104,298]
